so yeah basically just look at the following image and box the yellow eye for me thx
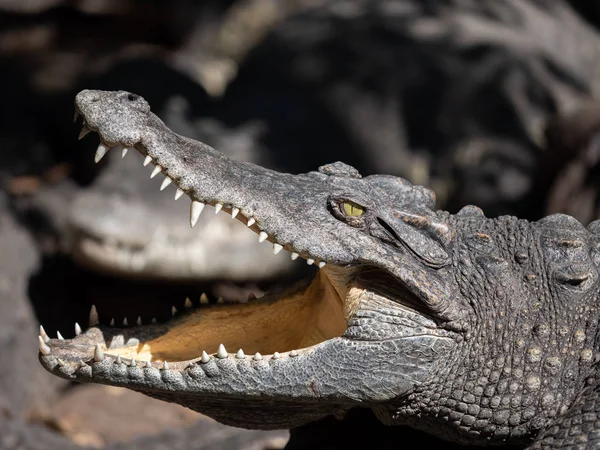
[342,201,364,217]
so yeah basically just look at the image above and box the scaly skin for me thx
[39,90,600,448]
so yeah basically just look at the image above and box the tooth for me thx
[290,350,298,357]
[150,165,162,178]
[307,258,314,265]
[94,344,104,362]
[291,252,299,260]
[163,361,169,370]
[214,203,223,214]
[121,147,129,158]
[145,361,152,368]
[247,218,256,227]
[57,358,66,367]
[94,143,109,163]
[190,201,205,227]
[201,351,210,363]
[73,111,80,122]
[172,306,178,316]
[253,352,262,361]
[200,293,209,304]
[235,349,245,359]
[272,352,281,360]
[174,188,184,200]
[217,344,228,358]
[79,125,91,140]
[75,322,82,336]
[123,317,128,326]
[136,316,142,326]
[40,325,50,343]
[318,261,326,268]
[160,177,172,190]
[273,243,283,254]
[151,318,157,324]
[116,355,122,364]
[89,305,99,326]
[109,318,115,327]
[38,336,51,355]
[130,358,136,367]
[56,331,64,340]
[231,207,239,219]
[216,297,224,304]
[143,155,152,166]
[258,232,268,243]
[185,297,193,308]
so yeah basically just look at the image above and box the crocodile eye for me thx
[342,201,364,217]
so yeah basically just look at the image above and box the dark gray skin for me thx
[39,90,600,449]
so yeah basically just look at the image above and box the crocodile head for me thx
[40,90,600,444]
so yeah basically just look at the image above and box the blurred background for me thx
[1,0,600,449]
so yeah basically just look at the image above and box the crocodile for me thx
[39,89,600,448]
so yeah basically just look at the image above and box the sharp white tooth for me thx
[73,111,80,122]
[190,201,205,227]
[216,297,224,304]
[214,203,223,214]
[163,361,169,370]
[57,358,66,367]
[253,352,262,361]
[75,322,82,336]
[130,358,136,367]
[318,261,326,268]
[136,316,142,326]
[40,325,50,343]
[290,350,298,357]
[151,318,157,324]
[121,147,129,158]
[258,231,268,243]
[217,344,228,358]
[89,305,99,326]
[185,297,193,308]
[272,352,281,360]
[160,177,172,191]
[109,318,115,327]
[307,258,314,265]
[174,188,184,200]
[291,252,299,260]
[143,155,153,166]
[94,143,109,163]
[201,351,210,363]
[38,336,51,355]
[247,217,256,227]
[116,355,122,364]
[235,349,245,359]
[123,317,128,326]
[94,344,104,362]
[145,361,152,368]
[56,331,64,340]
[200,293,209,304]
[150,165,162,178]
[231,207,239,219]
[78,125,91,140]
[273,243,283,254]
[172,306,178,316]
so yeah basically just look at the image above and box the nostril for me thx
[127,93,138,101]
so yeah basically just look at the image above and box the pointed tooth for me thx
[190,201,205,228]
[136,316,142,326]
[121,147,129,158]
[231,207,239,219]
[78,125,92,140]
[151,318,157,325]
[94,143,109,163]
[273,243,283,254]
[75,322,82,336]
[307,258,314,265]
[291,252,299,260]
[216,297,224,304]
[253,352,262,361]
[236,349,245,359]
[172,306,178,316]
[214,203,223,214]
[39,325,50,343]
[123,317,128,326]
[38,336,51,355]
[73,111,80,122]
[290,350,298,357]
[145,361,152,368]
[217,344,228,358]
[150,165,162,178]
[130,358,136,367]
[200,293,209,304]
[258,231,268,243]
[247,217,256,227]
[94,344,104,362]
[116,355,122,364]
[143,155,153,166]
[89,305,99,326]
[174,188,184,200]
[201,351,210,363]
[109,318,115,327]
[272,352,281,360]
[318,261,326,268]
[56,331,64,340]
[185,297,193,308]
[57,358,65,367]
[160,177,172,191]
